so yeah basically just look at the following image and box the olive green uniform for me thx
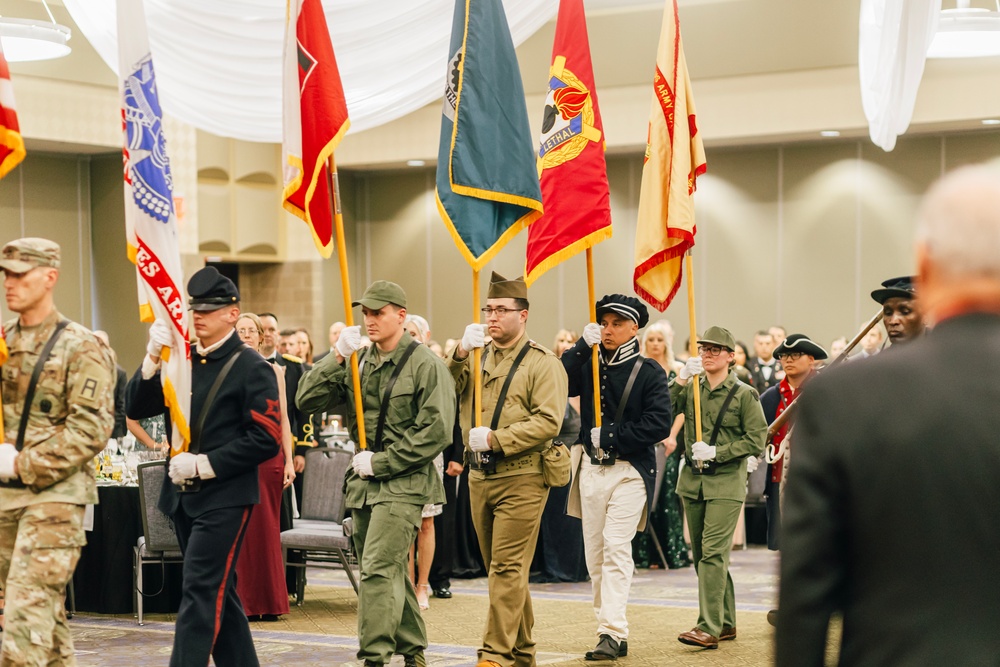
[671,371,766,638]
[296,341,455,665]
[448,333,567,667]
[0,310,115,666]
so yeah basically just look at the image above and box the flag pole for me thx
[586,248,601,428]
[685,250,703,468]
[328,157,367,450]
[472,268,482,428]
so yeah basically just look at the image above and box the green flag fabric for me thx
[435,0,543,270]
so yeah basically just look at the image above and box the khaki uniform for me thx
[671,371,766,638]
[448,333,567,667]
[297,341,455,665]
[0,310,114,666]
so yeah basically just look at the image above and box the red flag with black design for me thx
[0,41,25,180]
[525,0,611,286]
[282,0,350,259]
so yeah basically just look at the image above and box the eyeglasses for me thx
[236,328,258,336]
[481,307,521,317]
[776,352,805,362]
[697,344,727,357]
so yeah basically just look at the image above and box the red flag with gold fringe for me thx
[0,41,25,180]
[525,0,611,286]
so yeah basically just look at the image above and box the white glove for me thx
[461,323,486,353]
[336,325,362,358]
[0,443,18,482]
[679,356,703,380]
[146,320,174,359]
[468,426,492,453]
[352,451,374,478]
[590,426,602,450]
[168,452,198,485]
[582,323,601,347]
[746,456,760,474]
[691,441,716,461]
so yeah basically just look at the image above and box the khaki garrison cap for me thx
[0,238,61,273]
[487,271,527,300]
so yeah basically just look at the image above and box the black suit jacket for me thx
[776,313,1000,666]
[748,357,782,392]
[126,334,281,517]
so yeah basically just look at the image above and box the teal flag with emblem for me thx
[435,0,543,270]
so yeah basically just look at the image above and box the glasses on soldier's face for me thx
[481,307,521,318]
[776,352,805,362]
[697,344,727,357]
[236,328,257,336]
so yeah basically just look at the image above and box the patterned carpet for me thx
[68,547,786,666]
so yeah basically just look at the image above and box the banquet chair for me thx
[133,460,184,625]
[280,447,358,604]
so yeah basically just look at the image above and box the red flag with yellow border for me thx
[282,0,350,258]
[0,41,25,180]
[525,0,611,286]
[634,0,706,311]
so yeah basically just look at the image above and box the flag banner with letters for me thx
[634,0,706,311]
[118,0,191,453]
[282,0,350,259]
[525,0,611,286]
[0,40,25,180]
[436,0,543,270]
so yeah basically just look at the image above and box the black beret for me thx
[187,266,239,311]
[595,294,649,329]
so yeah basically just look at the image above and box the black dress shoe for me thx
[585,634,626,661]
[432,587,452,599]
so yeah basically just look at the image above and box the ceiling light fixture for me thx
[406,160,426,167]
[820,130,841,137]
[982,118,1000,125]
[0,1,71,63]
[927,0,1000,59]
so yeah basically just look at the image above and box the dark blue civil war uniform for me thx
[126,268,280,667]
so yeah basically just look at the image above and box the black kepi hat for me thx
[871,276,915,305]
[595,294,649,328]
[187,266,239,311]
[773,333,828,360]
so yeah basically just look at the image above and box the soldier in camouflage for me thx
[0,238,115,666]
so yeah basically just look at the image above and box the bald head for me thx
[916,164,1000,320]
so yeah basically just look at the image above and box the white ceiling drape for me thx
[858,0,940,152]
[64,0,558,143]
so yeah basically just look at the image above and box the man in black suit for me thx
[748,330,782,391]
[776,164,1000,666]
[127,267,281,667]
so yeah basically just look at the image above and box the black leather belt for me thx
[0,478,27,489]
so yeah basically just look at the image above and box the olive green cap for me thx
[353,280,407,309]
[0,238,61,273]
[487,271,527,300]
[697,326,736,351]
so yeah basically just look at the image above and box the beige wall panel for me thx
[196,131,230,179]
[779,144,860,343]
[233,142,279,184]
[692,148,780,344]
[196,184,232,252]
[0,168,24,241]
[18,155,91,325]
[942,132,1000,171]
[233,187,281,255]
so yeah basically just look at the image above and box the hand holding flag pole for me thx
[586,249,602,443]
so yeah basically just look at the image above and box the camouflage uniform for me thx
[0,241,115,667]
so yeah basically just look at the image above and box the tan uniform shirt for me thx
[448,333,567,478]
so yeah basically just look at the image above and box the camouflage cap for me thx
[697,326,736,351]
[0,238,61,273]
[487,271,527,300]
[353,280,407,310]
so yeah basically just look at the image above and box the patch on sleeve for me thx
[70,370,109,409]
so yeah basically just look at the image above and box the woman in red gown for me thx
[234,313,294,619]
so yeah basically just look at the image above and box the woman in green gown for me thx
[632,321,692,570]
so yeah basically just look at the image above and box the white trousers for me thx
[579,461,647,641]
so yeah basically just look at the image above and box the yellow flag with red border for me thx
[634,0,706,312]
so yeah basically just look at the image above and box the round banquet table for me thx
[72,485,183,615]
